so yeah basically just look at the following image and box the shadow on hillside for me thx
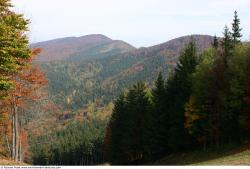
[153,142,250,165]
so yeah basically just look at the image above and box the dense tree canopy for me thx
[105,11,250,165]
[1,3,249,166]
[0,0,47,162]
[0,0,31,95]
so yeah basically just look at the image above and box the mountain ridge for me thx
[26,34,215,145]
[36,34,214,110]
[32,34,112,46]
[32,34,135,61]
[32,34,214,62]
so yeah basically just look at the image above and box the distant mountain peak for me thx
[32,34,213,62]
[134,34,214,57]
[31,34,135,61]
[38,34,214,110]
[79,34,112,41]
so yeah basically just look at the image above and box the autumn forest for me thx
[0,0,250,166]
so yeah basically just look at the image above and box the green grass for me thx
[154,144,250,166]
[194,150,250,165]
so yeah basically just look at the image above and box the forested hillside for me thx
[34,34,213,110]
[105,11,250,165]
[0,0,249,165]
[26,34,214,165]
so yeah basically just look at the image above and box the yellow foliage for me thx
[87,101,95,114]
[184,97,200,133]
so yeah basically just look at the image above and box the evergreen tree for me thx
[231,11,242,45]
[212,35,219,49]
[165,40,198,151]
[150,72,169,157]
[107,82,151,164]
[124,82,150,164]
[106,93,127,163]
[31,119,107,165]
[152,72,165,102]
[221,25,233,64]
[184,48,225,149]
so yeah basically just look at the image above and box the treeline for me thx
[30,119,108,165]
[105,11,250,164]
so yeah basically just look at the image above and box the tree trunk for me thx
[5,135,11,157]
[12,106,15,160]
[19,139,22,161]
[19,125,22,162]
[12,96,19,162]
[15,104,19,161]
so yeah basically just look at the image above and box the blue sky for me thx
[12,0,250,47]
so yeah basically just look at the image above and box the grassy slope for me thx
[194,150,250,165]
[0,156,28,165]
[154,144,250,166]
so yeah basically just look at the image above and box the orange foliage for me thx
[20,129,30,161]
[0,48,48,158]
[104,124,112,147]
[7,48,48,108]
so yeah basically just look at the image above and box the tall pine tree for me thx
[105,93,127,164]
[150,72,169,158]
[107,82,150,164]
[221,25,233,64]
[212,35,219,49]
[231,11,242,45]
[165,40,198,151]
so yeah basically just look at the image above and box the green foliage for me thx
[185,48,221,147]
[106,40,199,164]
[227,44,250,139]
[0,0,31,92]
[184,14,247,148]
[221,25,233,63]
[25,10,250,165]
[185,43,250,149]
[212,35,219,49]
[231,11,242,45]
[107,82,151,164]
[30,118,108,165]
[40,54,170,110]
[164,40,198,151]
[150,72,168,157]
[106,12,250,165]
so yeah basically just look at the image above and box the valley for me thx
[33,34,213,110]
[1,1,250,165]
[25,34,213,134]
[21,34,214,165]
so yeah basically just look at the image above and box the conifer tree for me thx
[150,72,169,157]
[231,11,242,45]
[106,93,127,163]
[125,82,150,163]
[152,72,165,101]
[221,25,233,64]
[107,82,151,164]
[184,48,224,149]
[165,40,198,151]
[212,35,219,49]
